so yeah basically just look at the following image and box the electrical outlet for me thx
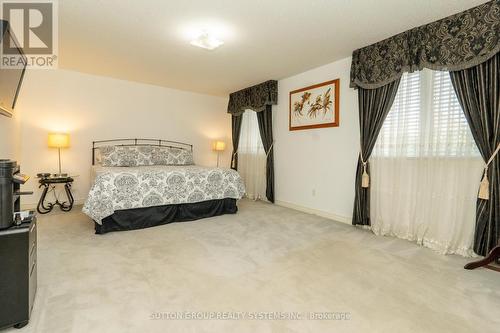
[312,189,316,196]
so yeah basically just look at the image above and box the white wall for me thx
[274,57,359,223]
[0,110,21,160]
[16,69,230,206]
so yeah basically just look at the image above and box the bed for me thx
[82,139,245,234]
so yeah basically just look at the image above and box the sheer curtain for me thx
[238,110,267,200]
[371,69,484,256]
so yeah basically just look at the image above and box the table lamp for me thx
[48,133,70,176]
[212,141,226,167]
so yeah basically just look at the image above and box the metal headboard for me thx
[92,138,193,165]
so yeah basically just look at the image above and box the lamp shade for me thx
[48,133,70,148]
[212,141,226,152]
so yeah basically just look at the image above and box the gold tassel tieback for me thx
[231,154,237,169]
[478,167,490,200]
[478,143,500,200]
[361,161,369,188]
[359,150,369,188]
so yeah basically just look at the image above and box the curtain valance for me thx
[350,0,500,89]
[227,80,278,115]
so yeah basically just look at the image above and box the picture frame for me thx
[289,79,339,131]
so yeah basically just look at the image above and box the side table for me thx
[36,175,75,214]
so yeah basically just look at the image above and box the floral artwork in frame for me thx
[289,79,339,131]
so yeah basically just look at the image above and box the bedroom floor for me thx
[6,199,500,333]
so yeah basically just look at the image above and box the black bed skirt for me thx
[95,198,237,234]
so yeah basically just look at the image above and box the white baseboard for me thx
[275,200,351,225]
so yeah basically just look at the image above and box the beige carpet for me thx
[6,199,500,333]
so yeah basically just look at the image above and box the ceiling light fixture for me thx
[190,31,224,50]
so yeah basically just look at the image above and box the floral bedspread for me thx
[83,165,246,223]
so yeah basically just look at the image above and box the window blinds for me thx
[374,69,479,157]
[430,71,478,157]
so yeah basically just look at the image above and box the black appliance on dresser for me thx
[0,160,37,330]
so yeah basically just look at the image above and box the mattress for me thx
[83,165,245,223]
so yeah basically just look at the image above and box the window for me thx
[370,69,484,256]
[374,69,479,157]
[239,110,264,155]
[238,110,267,200]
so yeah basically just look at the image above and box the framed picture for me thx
[289,79,339,131]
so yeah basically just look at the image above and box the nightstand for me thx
[36,174,75,214]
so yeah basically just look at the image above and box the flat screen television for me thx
[0,20,27,118]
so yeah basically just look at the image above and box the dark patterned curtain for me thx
[350,0,500,89]
[352,80,401,226]
[256,105,275,203]
[227,80,278,115]
[449,52,500,256]
[350,0,500,232]
[230,115,243,170]
[227,80,278,202]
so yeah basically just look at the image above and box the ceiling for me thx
[58,0,489,96]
